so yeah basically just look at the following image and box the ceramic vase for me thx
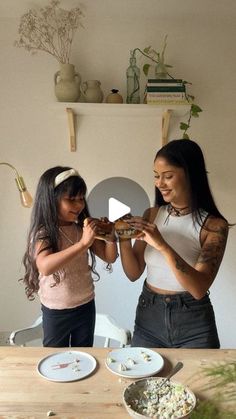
[80,80,104,103]
[106,89,123,103]
[54,63,81,102]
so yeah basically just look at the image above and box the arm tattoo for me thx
[198,225,228,275]
[175,257,188,273]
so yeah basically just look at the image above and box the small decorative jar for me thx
[80,80,104,103]
[106,89,123,103]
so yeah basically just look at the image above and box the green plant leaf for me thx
[143,63,151,76]
[191,104,202,113]
[180,122,189,130]
[143,46,151,54]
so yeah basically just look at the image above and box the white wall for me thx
[0,0,236,348]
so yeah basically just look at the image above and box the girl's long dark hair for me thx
[154,139,228,226]
[21,166,99,300]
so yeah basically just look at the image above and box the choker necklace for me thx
[168,204,190,217]
[59,226,78,245]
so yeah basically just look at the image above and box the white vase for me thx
[54,63,81,102]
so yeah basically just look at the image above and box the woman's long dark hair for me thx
[21,166,99,300]
[154,139,228,226]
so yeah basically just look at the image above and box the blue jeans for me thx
[41,300,95,347]
[131,281,220,348]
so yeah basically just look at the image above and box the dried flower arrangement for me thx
[14,0,84,64]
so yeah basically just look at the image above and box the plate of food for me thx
[105,347,164,379]
[37,350,97,382]
[123,376,196,418]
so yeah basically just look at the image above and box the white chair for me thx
[9,315,43,346]
[95,313,131,347]
[9,313,131,348]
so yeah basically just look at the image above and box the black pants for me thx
[132,281,220,348]
[41,300,95,347]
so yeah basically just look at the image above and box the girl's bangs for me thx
[58,176,87,197]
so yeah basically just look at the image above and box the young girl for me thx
[119,139,230,348]
[22,166,117,347]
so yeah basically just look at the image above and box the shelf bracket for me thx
[162,109,172,146]
[66,107,76,152]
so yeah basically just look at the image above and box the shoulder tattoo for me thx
[198,224,228,274]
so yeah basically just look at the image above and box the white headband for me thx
[54,168,79,188]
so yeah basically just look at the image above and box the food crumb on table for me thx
[47,411,56,417]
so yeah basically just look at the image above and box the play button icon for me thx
[108,198,130,222]
[87,176,151,221]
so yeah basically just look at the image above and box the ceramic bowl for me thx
[123,376,196,419]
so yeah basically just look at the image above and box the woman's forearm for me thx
[160,243,214,299]
[119,240,144,281]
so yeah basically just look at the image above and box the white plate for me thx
[105,347,164,379]
[37,350,97,382]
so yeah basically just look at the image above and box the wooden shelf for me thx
[56,103,191,151]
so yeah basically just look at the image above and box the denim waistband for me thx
[143,280,209,304]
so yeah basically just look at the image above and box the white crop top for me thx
[144,206,208,292]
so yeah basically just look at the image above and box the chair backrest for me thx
[94,313,131,347]
[9,315,43,347]
[9,313,131,348]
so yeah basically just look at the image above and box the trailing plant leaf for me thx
[180,122,190,131]
[179,103,202,138]
[143,64,151,76]
[191,104,202,114]
[132,36,202,138]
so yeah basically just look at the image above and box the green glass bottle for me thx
[126,51,140,104]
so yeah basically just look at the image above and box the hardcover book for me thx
[146,86,186,92]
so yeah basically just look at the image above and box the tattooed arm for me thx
[158,216,228,299]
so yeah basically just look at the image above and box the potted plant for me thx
[132,36,202,139]
[14,0,85,102]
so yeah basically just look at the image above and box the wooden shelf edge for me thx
[55,102,190,117]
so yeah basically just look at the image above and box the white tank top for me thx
[144,206,207,292]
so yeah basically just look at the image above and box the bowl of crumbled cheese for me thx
[123,376,196,419]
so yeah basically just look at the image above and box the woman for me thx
[119,139,229,348]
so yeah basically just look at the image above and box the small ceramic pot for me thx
[106,89,123,103]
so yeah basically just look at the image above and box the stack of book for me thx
[146,79,188,105]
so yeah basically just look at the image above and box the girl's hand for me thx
[81,218,97,247]
[95,217,117,243]
[127,216,166,250]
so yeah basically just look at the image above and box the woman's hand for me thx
[127,216,166,250]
